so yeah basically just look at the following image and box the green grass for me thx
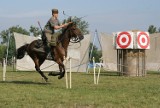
[0,68,160,108]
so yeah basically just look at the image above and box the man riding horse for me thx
[17,9,84,81]
[34,8,72,57]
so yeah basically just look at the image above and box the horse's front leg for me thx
[58,63,65,79]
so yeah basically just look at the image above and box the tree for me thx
[148,25,157,34]
[76,19,89,35]
[63,16,89,35]
[0,25,30,63]
[89,43,102,63]
[0,25,30,44]
[29,25,41,37]
[0,45,7,61]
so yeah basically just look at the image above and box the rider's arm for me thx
[54,23,68,30]
[54,22,72,30]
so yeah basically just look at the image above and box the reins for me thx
[57,24,81,44]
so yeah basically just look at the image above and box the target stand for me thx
[117,49,146,76]
[114,31,150,76]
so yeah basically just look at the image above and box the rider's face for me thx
[53,13,58,19]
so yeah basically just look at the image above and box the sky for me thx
[0,0,160,34]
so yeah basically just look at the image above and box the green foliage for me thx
[0,25,30,62]
[29,25,41,37]
[0,45,7,61]
[63,16,89,35]
[89,43,102,63]
[0,25,30,44]
[148,25,158,34]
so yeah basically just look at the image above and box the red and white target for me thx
[116,31,133,49]
[137,32,150,49]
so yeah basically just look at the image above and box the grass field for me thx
[0,68,160,108]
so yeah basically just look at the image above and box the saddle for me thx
[34,30,49,53]
[34,40,54,60]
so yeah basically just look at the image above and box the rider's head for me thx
[52,9,58,15]
[52,9,58,19]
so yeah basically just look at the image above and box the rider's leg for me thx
[46,33,58,60]
[33,33,51,53]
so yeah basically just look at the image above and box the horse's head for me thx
[65,19,84,43]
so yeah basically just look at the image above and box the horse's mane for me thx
[57,23,72,42]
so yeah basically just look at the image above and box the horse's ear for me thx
[67,16,72,22]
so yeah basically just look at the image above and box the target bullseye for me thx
[116,32,133,49]
[122,37,126,43]
[137,32,150,49]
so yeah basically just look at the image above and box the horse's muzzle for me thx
[79,35,84,41]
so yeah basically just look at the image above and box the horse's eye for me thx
[72,28,76,30]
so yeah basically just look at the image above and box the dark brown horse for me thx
[16,22,84,82]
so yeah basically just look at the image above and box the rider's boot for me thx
[48,35,57,60]
[46,51,53,60]
[50,46,56,60]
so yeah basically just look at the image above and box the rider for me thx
[34,8,71,53]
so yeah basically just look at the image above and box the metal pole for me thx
[6,33,11,65]
[3,58,6,81]
[93,57,96,84]
[97,58,102,84]
[69,58,72,89]
[65,59,68,89]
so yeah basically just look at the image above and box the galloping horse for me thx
[16,21,84,82]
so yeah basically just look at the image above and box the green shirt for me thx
[44,16,60,34]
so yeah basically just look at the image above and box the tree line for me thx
[148,25,160,34]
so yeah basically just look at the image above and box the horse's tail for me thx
[16,44,29,59]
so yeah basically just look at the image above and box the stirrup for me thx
[46,52,54,60]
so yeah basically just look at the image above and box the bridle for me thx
[58,24,83,44]
[69,28,82,43]
[70,36,81,43]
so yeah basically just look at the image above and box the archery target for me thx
[137,32,150,49]
[116,31,133,49]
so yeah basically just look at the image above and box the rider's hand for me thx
[65,22,72,26]
[68,22,73,24]
[62,22,72,28]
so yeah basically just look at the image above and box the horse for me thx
[16,22,84,82]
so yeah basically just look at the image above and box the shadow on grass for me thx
[0,80,51,85]
[85,71,160,76]
[83,71,120,76]
[147,70,160,74]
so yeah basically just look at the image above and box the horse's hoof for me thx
[48,72,60,76]
[45,79,48,82]
[48,72,52,76]
[44,78,48,82]
[58,75,64,79]
[42,77,48,82]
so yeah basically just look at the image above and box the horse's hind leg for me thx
[35,66,48,82]
[34,58,48,82]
